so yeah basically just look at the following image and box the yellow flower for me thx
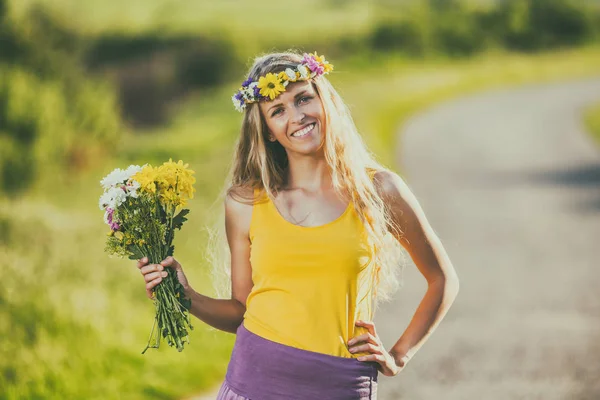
[114,231,124,240]
[155,159,196,209]
[133,165,158,194]
[257,73,285,100]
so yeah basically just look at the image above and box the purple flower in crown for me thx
[241,77,253,87]
[302,53,324,75]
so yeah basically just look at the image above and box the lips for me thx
[290,123,316,137]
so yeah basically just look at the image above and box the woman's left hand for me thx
[348,320,408,377]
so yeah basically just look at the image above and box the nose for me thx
[289,105,306,125]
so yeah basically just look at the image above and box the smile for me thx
[291,123,316,138]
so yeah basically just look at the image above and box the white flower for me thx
[285,68,297,81]
[124,164,143,179]
[232,94,244,112]
[103,210,110,224]
[101,186,127,210]
[99,192,112,210]
[243,86,255,100]
[297,65,310,79]
[100,168,130,189]
[127,180,141,198]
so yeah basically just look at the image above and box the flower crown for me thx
[231,52,334,112]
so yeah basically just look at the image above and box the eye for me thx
[272,108,283,117]
[298,96,312,104]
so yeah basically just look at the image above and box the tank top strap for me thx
[249,187,269,242]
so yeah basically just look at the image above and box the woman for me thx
[136,50,459,399]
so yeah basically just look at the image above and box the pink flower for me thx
[302,54,324,75]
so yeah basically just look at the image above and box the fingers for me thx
[355,320,377,336]
[140,263,164,275]
[144,270,168,283]
[137,257,149,269]
[137,257,168,300]
[348,332,377,346]
[349,342,382,355]
[145,272,167,293]
[357,354,385,363]
[160,256,180,270]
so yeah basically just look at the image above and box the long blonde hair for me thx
[203,50,406,313]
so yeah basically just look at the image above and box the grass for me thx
[584,101,600,148]
[2,44,600,399]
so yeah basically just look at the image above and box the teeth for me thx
[292,123,314,137]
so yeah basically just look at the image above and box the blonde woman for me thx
[136,50,459,399]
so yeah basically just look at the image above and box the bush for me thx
[370,19,426,57]
[86,34,239,127]
[0,5,122,195]
[496,0,594,51]
[0,67,121,195]
[433,7,487,57]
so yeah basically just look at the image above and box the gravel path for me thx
[375,77,600,400]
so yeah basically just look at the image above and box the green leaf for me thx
[172,209,190,230]
[127,245,145,260]
[166,245,175,257]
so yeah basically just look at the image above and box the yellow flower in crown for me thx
[257,72,285,100]
[232,52,334,112]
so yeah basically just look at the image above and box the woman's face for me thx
[258,80,325,155]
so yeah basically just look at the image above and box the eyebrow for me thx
[267,90,310,112]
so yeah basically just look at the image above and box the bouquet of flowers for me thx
[98,159,196,354]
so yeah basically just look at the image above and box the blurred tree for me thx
[431,0,487,57]
[0,4,122,195]
[497,0,594,51]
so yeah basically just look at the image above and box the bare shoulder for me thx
[224,185,255,236]
[371,169,430,242]
[371,169,411,201]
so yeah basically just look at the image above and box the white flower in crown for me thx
[232,94,245,112]
[242,87,253,100]
[285,68,298,82]
[297,64,310,80]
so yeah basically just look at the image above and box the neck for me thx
[283,156,332,193]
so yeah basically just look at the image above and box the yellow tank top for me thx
[243,170,379,358]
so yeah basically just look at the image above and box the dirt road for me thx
[375,77,600,400]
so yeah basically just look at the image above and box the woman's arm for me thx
[159,188,255,334]
[183,288,246,334]
[374,170,460,367]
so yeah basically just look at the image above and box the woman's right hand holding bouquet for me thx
[137,256,190,300]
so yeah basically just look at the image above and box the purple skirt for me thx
[216,321,378,400]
